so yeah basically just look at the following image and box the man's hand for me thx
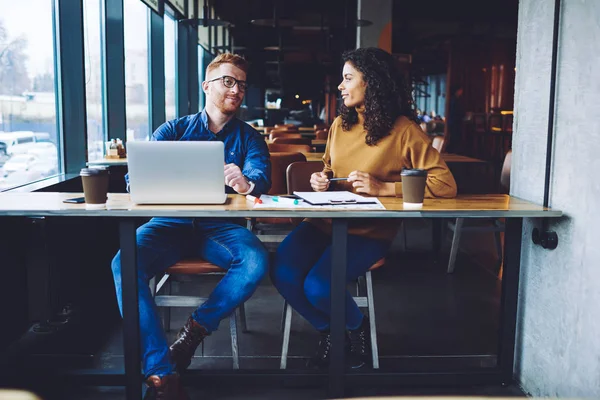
[224,163,251,194]
[310,171,330,192]
[348,170,394,196]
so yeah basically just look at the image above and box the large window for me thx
[198,46,213,111]
[0,0,60,190]
[84,0,105,161]
[124,0,150,141]
[164,13,177,121]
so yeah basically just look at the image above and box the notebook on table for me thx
[292,191,378,206]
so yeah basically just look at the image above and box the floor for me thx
[3,219,524,399]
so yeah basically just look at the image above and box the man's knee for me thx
[238,245,269,286]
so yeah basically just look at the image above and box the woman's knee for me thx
[303,273,330,310]
[271,247,302,288]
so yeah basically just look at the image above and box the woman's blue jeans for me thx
[271,222,389,332]
[111,217,268,378]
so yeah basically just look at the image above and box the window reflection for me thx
[124,0,150,141]
[0,0,60,190]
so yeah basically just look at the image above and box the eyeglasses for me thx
[206,75,247,91]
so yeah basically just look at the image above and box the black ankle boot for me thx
[347,317,371,369]
[306,330,332,369]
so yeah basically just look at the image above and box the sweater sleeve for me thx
[321,120,336,177]
[394,123,458,198]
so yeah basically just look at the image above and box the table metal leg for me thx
[119,219,142,399]
[497,217,523,384]
[329,219,348,397]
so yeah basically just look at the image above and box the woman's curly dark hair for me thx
[340,47,417,145]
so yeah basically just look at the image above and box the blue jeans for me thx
[111,217,268,378]
[271,222,389,331]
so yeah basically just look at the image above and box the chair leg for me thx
[365,271,379,369]
[239,302,248,333]
[447,218,464,273]
[280,303,293,369]
[162,280,172,332]
[230,309,240,369]
[149,277,156,297]
[280,300,288,334]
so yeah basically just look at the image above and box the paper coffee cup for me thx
[401,169,427,209]
[80,168,109,209]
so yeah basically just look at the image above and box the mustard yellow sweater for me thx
[308,112,457,241]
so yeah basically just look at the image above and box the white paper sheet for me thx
[251,193,385,210]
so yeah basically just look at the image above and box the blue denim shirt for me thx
[126,110,271,196]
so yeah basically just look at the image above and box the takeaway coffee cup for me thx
[401,169,428,209]
[80,168,109,209]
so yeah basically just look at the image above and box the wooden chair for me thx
[279,160,383,369]
[285,161,323,193]
[275,123,296,129]
[271,137,312,146]
[315,129,329,140]
[269,132,303,140]
[250,152,307,245]
[280,259,385,369]
[446,151,511,274]
[153,250,254,369]
[268,143,313,153]
[269,152,307,195]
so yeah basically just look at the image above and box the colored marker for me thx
[246,195,263,204]
[329,177,349,181]
[272,196,301,205]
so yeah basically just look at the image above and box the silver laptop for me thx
[126,141,227,204]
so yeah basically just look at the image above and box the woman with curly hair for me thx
[271,47,457,369]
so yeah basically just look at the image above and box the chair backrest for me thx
[271,127,299,134]
[286,161,324,193]
[432,136,445,153]
[269,132,303,140]
[275,123,296,129]
[272,137,312,145]
[268,143,313,153]
[315,129,329,140]
[268,152,307,194]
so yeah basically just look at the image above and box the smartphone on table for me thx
[63,197,85,204]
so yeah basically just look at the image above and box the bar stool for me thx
[152,258,247,369]
[279,258,385,369]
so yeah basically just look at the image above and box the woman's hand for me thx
[310,172,330,192]
[348,170,394,196]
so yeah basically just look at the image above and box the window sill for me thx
[1,173,80,193]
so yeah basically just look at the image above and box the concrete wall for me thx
[513,0,600,397]
[356,0,392,51]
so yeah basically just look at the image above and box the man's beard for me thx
[219,96,240,115]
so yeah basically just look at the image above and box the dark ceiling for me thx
[212,0,518,93]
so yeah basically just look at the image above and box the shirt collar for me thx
[200,109,237,137]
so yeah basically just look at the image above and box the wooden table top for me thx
[87,152,482,167]
[0,192,562,219]
[300,153,484,164]
[265,139,326,145]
